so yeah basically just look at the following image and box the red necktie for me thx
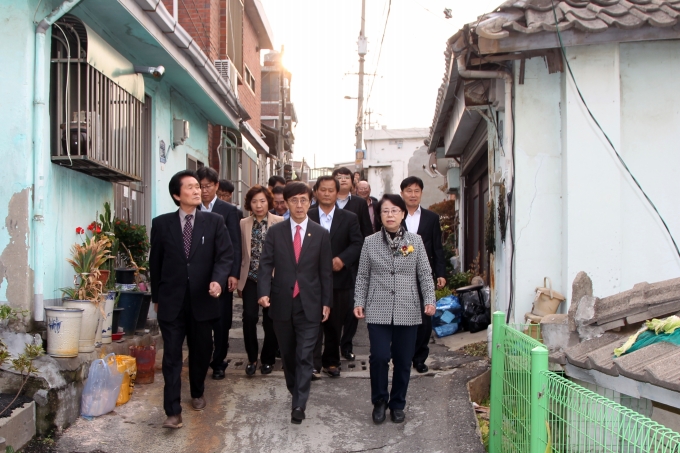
[293,225,301,297]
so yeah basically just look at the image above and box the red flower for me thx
[401,245,408,251]
[96,227,102,233]
[76,227,85,234]
[87,223,94,231]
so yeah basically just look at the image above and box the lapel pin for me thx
[307,233,311,237]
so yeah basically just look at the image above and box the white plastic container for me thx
[101,291,116,344]
[63,300,101,353]
[44,306,84,358]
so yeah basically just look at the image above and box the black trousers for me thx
[314,288,351,370]
[272,296,320,410]
[158,288,215,416]
[367,323,418,410]
[412,308,433,366]
[340,287,358,353]
[210,290,233,371]
[242,278,277,365]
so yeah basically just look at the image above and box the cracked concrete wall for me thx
[0,189,32,314]
[511,41,680,323]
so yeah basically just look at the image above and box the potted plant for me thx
[114,219,150,288]
[76,202,118,288]
[60,238,110,353]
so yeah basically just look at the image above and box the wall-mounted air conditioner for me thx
[214,59,238,97]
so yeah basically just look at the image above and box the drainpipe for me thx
[456,52,514,317]
[32,0,84,322]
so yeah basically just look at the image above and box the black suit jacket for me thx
[341,195,373,238]
[403,208,446,279]
[257,219,333,323]
[203,198,242,278]
[150,209,233,322]
[368,196,380,232]
[308,206,364,290]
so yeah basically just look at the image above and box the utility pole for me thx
[277,45,286,177]
[355,0,367,171]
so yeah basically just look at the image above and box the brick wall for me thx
[239,11,261,132]
[162,0,221,62]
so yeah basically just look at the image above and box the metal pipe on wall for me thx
[33,0,84,321]
[455,53,514,318]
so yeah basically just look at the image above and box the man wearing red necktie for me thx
[257,182,333,424]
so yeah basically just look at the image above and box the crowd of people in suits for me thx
[150,166,446,429]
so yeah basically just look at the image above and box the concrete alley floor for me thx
[49,297,488,453]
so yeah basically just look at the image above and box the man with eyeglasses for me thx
[400,176,447,374]
[257,182,333,424]
[197,167,243,381]
[331,167,373,362]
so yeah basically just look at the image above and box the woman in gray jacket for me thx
[354,194,436,425]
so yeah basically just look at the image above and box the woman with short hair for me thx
[238,185,283,375]
[354,194,436,424]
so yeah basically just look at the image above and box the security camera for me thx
[134,65,165,78]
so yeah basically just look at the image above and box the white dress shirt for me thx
[318,206,335,232]
[201,195,218,212]
[290,216,309,246]
[337,194,350,209]
[405,205,422,233]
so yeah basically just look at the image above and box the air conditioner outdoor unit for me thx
[214,59,238,96]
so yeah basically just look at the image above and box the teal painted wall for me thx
[145,80,210,218]
[0,0,211,313]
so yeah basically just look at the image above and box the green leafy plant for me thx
[0,340,43,417]
[114,219,150,274]
[435,286,452,301]
[449,271,473,290]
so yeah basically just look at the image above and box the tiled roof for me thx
[477,0,680,40]
[556,332,680,392]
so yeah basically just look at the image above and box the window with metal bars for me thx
[50,18,144,182]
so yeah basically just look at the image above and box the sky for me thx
[258,0,502,168]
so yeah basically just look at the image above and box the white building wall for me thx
[364,133,428,197]
[509,41,680,322]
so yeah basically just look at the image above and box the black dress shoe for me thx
[291,407,305,424]
[245,362,257,376]
[414,362,429,373]
[372,400,387,425]
[342,350,356,361]
[390,408,405,423]
[261,364,273,375]
[212,369,225,380]
[323,366,340,378]
[311,369,321,381]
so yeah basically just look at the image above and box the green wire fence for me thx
[489,312,680,453]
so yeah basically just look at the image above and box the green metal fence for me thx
[489,312,680,453]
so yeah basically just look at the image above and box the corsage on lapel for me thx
[399,243,415,257]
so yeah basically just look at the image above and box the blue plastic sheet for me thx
[432,295,463,338]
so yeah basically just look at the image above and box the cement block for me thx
[0,401,35,451]
[569,272,593,331]
[540,314,579,352]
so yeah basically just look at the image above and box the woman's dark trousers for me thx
[367,323,418,410]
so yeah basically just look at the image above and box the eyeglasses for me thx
[200,183,215,190]
[381,209,402,216]
[287,198,309,206]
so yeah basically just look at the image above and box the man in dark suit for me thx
[332,167,373,361]
[309,176,363,378]
[258,182,333,424]
[400,176,447,374]
[197,167,242,380]
[150,170,233,429]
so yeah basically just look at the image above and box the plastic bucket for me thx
[130,344,156,384]
[114,268,136,284]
